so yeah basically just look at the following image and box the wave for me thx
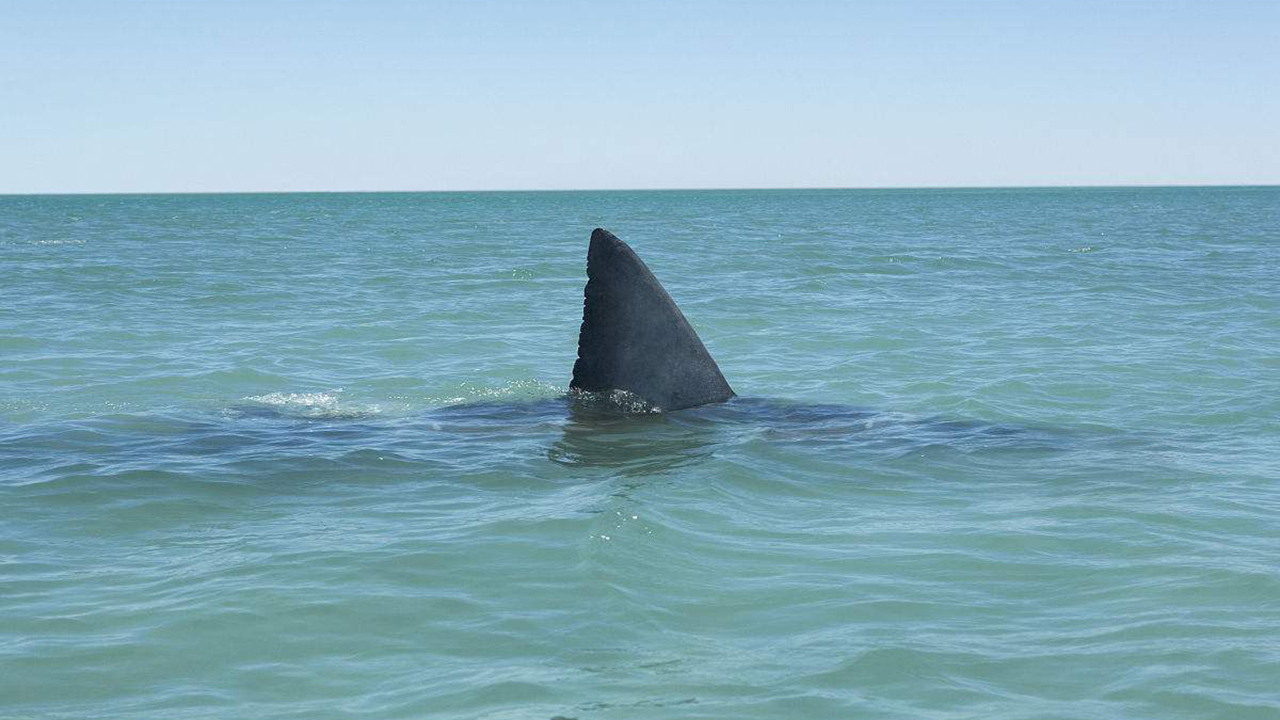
[237,389,382,420]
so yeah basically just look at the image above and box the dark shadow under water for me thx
[1,395,1073,487]
[426,394,1069,477]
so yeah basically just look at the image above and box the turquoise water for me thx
[2,187,1278,719]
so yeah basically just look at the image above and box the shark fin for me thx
[570,228,734,411]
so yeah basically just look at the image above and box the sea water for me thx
[1,187,1277,719]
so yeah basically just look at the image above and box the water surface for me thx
[2,188,1278,719]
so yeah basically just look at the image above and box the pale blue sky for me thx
[2,0,1276,193]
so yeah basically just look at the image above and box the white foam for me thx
[438,379,564,406]
[243,389,381,419]
[568,387,662,414]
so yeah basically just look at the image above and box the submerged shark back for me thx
[570,228,735,411]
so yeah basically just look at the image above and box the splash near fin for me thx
[570,228,735,411]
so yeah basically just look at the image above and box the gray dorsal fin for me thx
[570,228,735,411]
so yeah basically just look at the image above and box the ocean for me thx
[1,187,1277,719]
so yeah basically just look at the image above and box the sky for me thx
[1,0,1276,193]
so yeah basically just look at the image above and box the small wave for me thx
[436,379,564,406]
[237,389,381,419]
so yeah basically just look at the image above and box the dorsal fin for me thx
[570,228,734,411]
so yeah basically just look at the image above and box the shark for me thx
[415,228,1062,467]
[220,227,1066,469]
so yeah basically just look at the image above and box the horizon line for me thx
[2,182,1277,198]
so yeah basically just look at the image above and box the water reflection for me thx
[547,398,724,477]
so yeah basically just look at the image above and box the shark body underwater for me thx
[228,227,1063,467]
[410,228,1059,463]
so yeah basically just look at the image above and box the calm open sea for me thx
[2,188,1278,719]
